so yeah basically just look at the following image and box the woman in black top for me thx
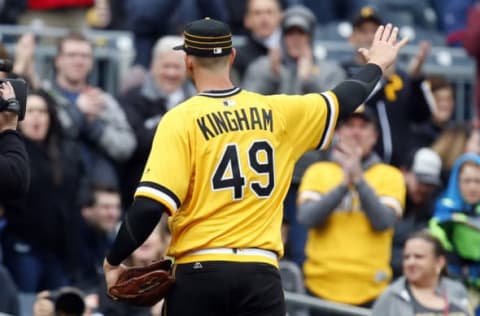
[2,89,86,292]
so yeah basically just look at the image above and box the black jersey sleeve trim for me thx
[316,92,336,150]
[135,181,181,213]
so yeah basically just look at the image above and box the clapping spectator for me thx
[119,36,195,206]
[45,32,136,189]
[297,107,405,314]
[243,5,345,94]
[233,0,284,82]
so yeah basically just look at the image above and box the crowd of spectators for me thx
[0,0,480,315]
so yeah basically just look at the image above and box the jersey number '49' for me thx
[212,140,275,200]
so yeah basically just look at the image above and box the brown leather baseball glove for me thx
[108,258,175,306]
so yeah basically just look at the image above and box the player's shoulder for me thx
[304,160,340,175]
[369,163,403,178]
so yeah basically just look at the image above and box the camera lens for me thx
[54,289,85,316]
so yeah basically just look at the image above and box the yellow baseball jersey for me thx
[135,87,339,267]
[299,161,405,304]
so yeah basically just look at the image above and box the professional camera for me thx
[0,59,27,121]
[48,287,86,316]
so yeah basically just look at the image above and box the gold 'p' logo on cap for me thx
[361,6,375,18]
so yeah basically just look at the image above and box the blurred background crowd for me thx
[1,0,480,315]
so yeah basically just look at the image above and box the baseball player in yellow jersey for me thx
[103,17,408,316]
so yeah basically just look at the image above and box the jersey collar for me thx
[198,87,241,98]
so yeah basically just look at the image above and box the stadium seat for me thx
[279,260,309,316]
[315,21,351,42]
[372,0,439,30]
[399,26,446,46]
[18,293,36,316]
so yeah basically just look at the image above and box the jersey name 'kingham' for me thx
[196,107,273,141]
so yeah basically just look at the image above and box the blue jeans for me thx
[2,234,68,292]
[283,183,308,268]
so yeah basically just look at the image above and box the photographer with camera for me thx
[0,79,28,316]
[0,64,29,316]
[0,80,29,200]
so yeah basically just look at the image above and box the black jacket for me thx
[341,60,431,167]
[118,85,169,206]
[233,35,270,82]
[3,138,84,256]
[118,80,194,206]
[0,130,29,202]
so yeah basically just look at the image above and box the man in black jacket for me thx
[233,0,283,82]
[342,7,432,167]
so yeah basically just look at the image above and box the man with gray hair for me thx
[119,35,196,206]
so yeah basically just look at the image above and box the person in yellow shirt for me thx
[103,17,408,316]
[298,106,406,314]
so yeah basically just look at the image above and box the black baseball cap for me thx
[339,105,378,127]
[173,18,233,57]
[352,6,382,28]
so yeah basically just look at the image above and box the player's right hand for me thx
[358,24,409,74]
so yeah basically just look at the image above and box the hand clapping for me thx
[333,139,363,186]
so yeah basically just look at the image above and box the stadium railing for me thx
[285,291,371,316]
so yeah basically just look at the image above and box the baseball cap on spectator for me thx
[282,5,317,36]
[173,18,232,57]
[352,6,382,28]
[339,104,378,127]
[411,148,442,186]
